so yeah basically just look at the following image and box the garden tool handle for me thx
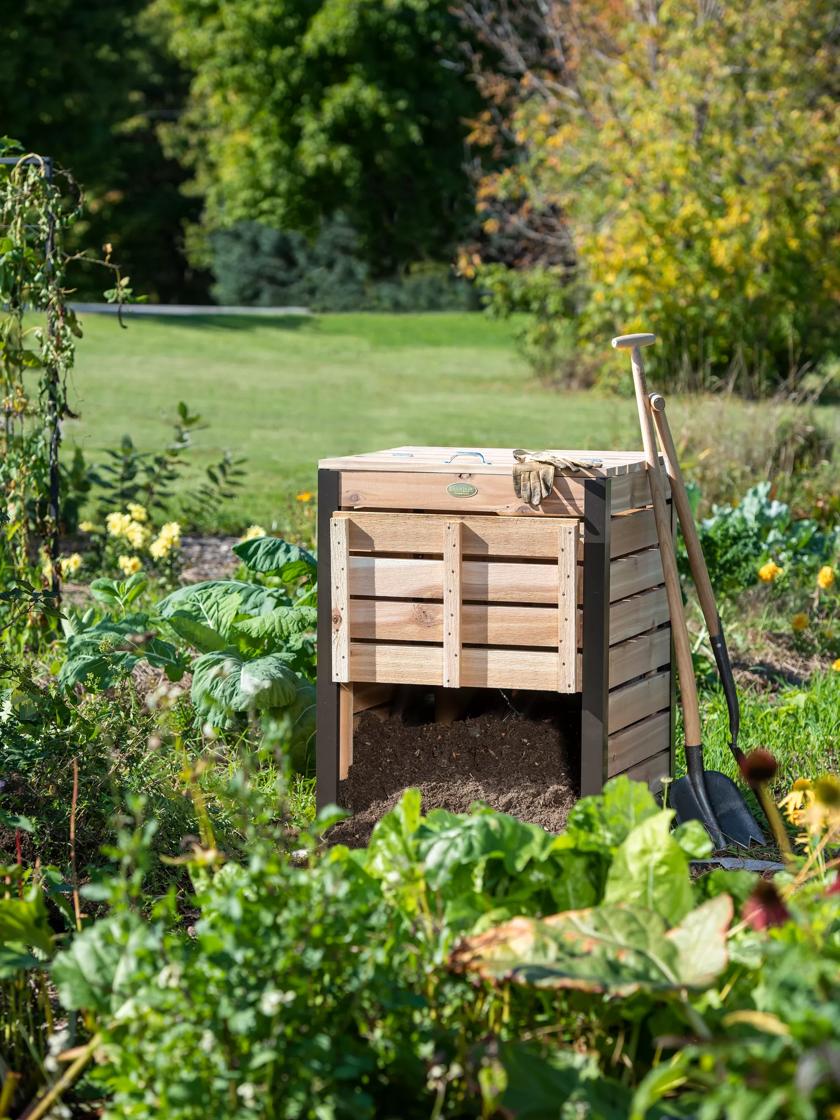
[649,392,743,760]
[445,450,491,464]
[614,334,725,847]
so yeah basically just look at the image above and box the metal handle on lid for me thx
[444,450,491,464]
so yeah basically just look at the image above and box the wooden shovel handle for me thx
[648,393,720,638]
[627,348,702,746]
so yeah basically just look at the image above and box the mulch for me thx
[327,709,579,848]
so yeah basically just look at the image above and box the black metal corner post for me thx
[316,469,341,810]
[580,477,611,796]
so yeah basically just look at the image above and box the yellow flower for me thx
[149,537,170,560]
[59,553,83,578]
[240,524,267,541]
[778,778,812,823]
[833,657,840,672]
[124,521,150,549]
[106,511,132,539]
[791,612,809,632]
[79,520,96,533]
[159,521,181,543]
[817,565,835,590]
[127,502,148,523]
[117,555,142,576]
[758,560,783,583]
[295,491,313,503]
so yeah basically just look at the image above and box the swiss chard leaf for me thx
[232,536,316,582]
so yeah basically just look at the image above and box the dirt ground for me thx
[328,707,579,847]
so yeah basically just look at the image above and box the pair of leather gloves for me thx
[512,449,604,507]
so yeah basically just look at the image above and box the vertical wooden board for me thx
[580,478,610,796]
[316,469,341,810]
[330,517,350,682]
[557,522,578,691]
[443,520,462,687]
[339,684,353,779]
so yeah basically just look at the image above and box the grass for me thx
[67,311,840,531]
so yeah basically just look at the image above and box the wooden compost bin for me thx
[316,447,674,811]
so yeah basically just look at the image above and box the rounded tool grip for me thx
[612,332,656,350]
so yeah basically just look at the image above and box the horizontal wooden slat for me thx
[608,628,672,689]
[350,600,583,647]
[321,446,648,477]
[609,586,670,646]
[338,511,581,559]
[609,548,663,602]
[608,711,671,776]
[350,555,568,604]
[341,471,586,516]
[614,749,671,792]
[610,508,659,559]
[608,669,671,734]
[349,642,581,691]
[610,469,663,513]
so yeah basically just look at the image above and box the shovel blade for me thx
[670,771,765,849]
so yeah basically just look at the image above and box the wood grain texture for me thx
[615,748,671,792]
[558,522,578,690]
[351,682,394,714]
[609,586,670,645]
[349,641,581,691]
[609,548,663,602]
[610,508,659,558]
[339,684,353,780]
[349,600,584,647]
[608,669,671,734]
[607,711,671,775]
[321,446,648,477]
[443,520,462,687]
[608,628,672,689]
[329,517,350,683]
[349,555,565,604]
[341,470,587,516]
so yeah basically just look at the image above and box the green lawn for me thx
[67,311,838,531]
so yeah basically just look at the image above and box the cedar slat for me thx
[614,749,671,792]
[557,522,578,691]
[607,711,671,775]
[329,518,350,682]
[608,669,671,733]
[443,521,462,688]
[609,548,663,602]
[341,470,586,516]
[350,555,565,604]
[608,628,672,689]
[609,586,670,645]
[349,641,581,692]
[349,600,583,647]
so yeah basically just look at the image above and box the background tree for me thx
[0,0,205,300]
[154,0,481,275]
[459,0,840,392]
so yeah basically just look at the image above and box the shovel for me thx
[648,391,765,846]
[612,333,726,850]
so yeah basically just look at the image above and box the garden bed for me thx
[328,703,579,847]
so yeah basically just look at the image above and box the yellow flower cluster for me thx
[149,521,182,560]
[817,565,835,591]
[118,555,143,576]
[758,560,783,583]
[59,553,83,578]
[240,524,267,542]
[790,612,810,632]
[106,510,150,550]
[779,776,840,841]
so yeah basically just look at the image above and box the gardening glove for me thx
[512,450,604,507]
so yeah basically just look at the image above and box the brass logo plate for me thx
[447,482,478,498]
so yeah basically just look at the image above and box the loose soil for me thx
[328,709,579,848]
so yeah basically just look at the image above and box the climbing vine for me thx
[0,141,129,618]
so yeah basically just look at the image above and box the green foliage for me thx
[209,217,476,310]
[466,0,840,390]
[0,1,202,301]
[155,0,480,273]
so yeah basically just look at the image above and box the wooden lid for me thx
[319,446,647,477]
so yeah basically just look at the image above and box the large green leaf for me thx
[191,649,301,723]
[566,775,660,853]
[232,536,316,581]
[233,604,317,645]
[59,615,185,690]
[604,810,695,924]
[0,893,54,956]
[451,895,733,996]
[52,916,157,1017]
